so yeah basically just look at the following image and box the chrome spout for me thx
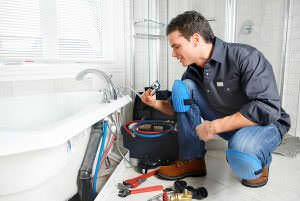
[76,68,118,101]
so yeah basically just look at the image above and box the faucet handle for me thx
[106,72,113,79]
[99,88,111,103]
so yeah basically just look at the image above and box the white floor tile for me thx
[96,150,300,201]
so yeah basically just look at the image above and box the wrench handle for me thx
[131,185,164,194]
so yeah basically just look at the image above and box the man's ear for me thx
[191,33,201,47]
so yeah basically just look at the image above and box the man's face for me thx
[168,30,198,67]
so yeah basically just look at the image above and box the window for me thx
[0,0,43,60]
[57,0,103,60]
[0,0,104,63]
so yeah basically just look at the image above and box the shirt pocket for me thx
[215,78,243,105]
[223,78,240,94]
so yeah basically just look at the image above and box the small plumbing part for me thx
[126,80,161,98]
[169,190,192,201]
[149,80,160,96]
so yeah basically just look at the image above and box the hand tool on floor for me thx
[118,185,164,197]
[147,189,174,201]
[119,169,158,188]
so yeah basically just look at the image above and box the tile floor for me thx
[96,150,300,201]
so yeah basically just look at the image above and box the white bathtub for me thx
[0,91,131,201]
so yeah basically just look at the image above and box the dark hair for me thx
[166,10,214,43]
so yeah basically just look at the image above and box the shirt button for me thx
[226,88,230,91]
[205,72,209,76]
[207,89,210,93]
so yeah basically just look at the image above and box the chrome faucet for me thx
[76,68,119,102]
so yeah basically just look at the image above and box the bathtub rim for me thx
[0,95,131,157]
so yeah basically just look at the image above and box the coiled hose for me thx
[124,120,175,138]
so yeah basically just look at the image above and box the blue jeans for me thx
[176,79,282,168]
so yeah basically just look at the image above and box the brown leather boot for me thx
[157,158,207,180]
[241,168,269,188]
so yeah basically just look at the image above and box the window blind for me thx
[57,0,103,60]
[0,0,43,60]
[0,0,103,62]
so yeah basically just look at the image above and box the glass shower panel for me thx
[132,0,168,91]
[235,0,287,87]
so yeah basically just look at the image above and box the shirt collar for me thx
[209,37,226,64]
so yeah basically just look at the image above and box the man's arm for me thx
[153,100,174,116]
[212,112,257,134]
[195,112,256,142]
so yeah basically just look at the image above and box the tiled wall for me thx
[283,0,300,137]
[235,0,286,87]
[0,71,125,97]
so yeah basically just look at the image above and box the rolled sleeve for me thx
[239,50,281,125]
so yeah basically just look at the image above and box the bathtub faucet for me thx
[76,69,119,102]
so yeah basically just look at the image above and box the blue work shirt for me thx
[182,37,290,137]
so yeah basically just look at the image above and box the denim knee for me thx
[228,124,281,167]
[229,127,264,156]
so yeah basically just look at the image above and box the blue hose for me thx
[131,120,174,138]
[92,120,108,196]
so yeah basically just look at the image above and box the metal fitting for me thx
[169,190,192,201]
[149,80,160,96]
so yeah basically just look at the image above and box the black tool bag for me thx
[123,90,178,162]
[132,89,176,121]
[122,127,178,161]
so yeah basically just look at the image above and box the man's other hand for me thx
[195,121,217,142]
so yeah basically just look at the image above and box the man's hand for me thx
[140,89,156,107]
[195,121,217,142]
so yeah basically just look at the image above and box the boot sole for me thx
[241,167,269,188]
[241,179,268,188]
[157,171,207,180]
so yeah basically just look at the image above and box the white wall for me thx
[283,0,300,137]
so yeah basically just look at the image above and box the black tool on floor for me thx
[136,158,175,174]
[186,186,208,200]
[174,180,208,200]
[174,180,187,193]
